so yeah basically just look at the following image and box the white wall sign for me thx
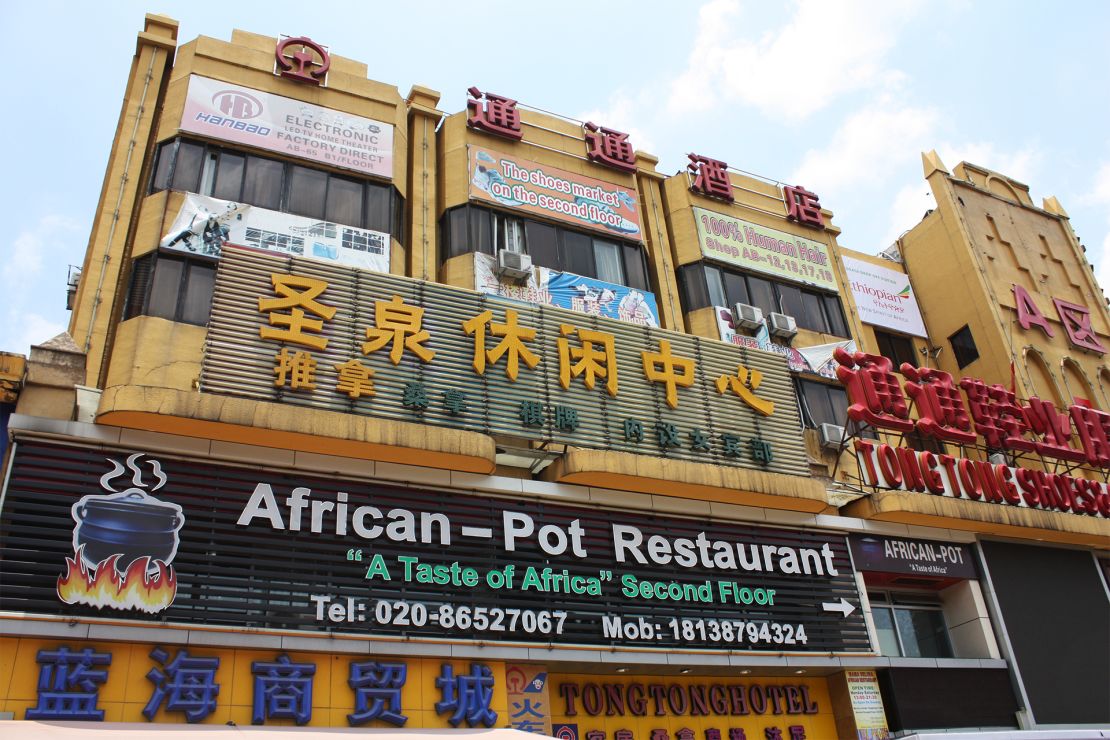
[842,256,927,337]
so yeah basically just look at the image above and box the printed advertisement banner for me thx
[844,670,890,740]
[475,253,659,327]
[714,307,854,379]
[180,75,393,178]
[694,207,837,291]
[842,256,927,337]
[160,193,390,272]
[0,441,870,654]
[468,146,642,240]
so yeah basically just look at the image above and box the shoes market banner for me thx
[469,146,641,240]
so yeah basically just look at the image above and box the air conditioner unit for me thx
[818,423,846,451]
[732,303,764,330]
[768,312,797,341]
[496,250,533,282]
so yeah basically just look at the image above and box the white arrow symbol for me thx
[821,598,856,616]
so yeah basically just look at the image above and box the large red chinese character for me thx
[959,378,1035,452]
[1069,403,1110,466]
[783,185,824,229]
[584,122,637,172]
[1052,298,1107,354]
[1023,396,1085,462]
[834,348,913,432]
[467,86,523,140]
[901,365,976,444]
[688,154,734,202]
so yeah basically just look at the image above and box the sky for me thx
[3,0,1109,357]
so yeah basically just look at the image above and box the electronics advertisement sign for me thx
[0,442,871,654]
[180,75,393,178]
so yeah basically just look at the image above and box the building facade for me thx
[0,15,1106,739]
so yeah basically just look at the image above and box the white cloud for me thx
[881,183,937,248]
[668,0,923,120]
[577,92,658,157]
[791,98,939,192]
[1081,161,1110,293]
[7,312,66,357]
[2,214,80,288]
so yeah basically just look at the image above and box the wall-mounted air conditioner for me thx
[732,303,764,330]
[818,423,846,451]
[496,250,532,282]
[768,312,797,341]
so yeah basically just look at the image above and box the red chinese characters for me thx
[782,185,824,229]
[833,348,913,432]
[688,154,734,202]
[584,123,637,172]
[959,378,1034,452]
[835,350,1109,467]
[900,365,976,444]
[467,87,523,141]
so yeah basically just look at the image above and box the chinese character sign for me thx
[201,246,809,478]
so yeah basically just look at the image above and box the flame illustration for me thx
[57,548,177,614]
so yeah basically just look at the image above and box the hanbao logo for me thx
[56,453,183,614]
[211,89,263,120]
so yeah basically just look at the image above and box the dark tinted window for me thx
[147,258,184,320]
[679,263,711,310]
[525,221,559,269]
[242,157,283,210]
[287,166,327,220]
[875,329,918,370]
[212,152,245,202]
[824,294,848,337]
[722,270,749,308]
[365,183,392,234]
[746,276,776,316]
[446,208,468,258]
[950,325,979,368]
[797,379,847,429]
[469,207,493,255]
[326,176,363,227]
[562,230,595,277]
[180,262,217,325]
[171,141,205,192]
[623,244,648,292]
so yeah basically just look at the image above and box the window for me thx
[874,329,918,370]
[680,263,848,337]
[150,138,404,240]
[949,325,979,368]
[124,252,217,326]
[441,205,650,291]
[868,591,954,658]
[796,378,849,429]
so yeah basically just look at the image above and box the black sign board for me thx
[0,441,870,653]
[848,534,976,579]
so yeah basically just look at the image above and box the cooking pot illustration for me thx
[70,454,184,573]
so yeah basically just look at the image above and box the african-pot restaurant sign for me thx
[835,348,1110,518]
[201,246,808,476]
[469,145,642,239]
[180,75,394,178]
[0,441,870,653]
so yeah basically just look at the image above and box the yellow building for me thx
[0,15,1106,740]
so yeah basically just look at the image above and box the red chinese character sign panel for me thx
[833,349,1110,519]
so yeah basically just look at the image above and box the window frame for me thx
[949,325,980,369]
[680,262,849,337]
[874,328,919,370]
[149,137,404,240]
[124,251,219,327]
[441,204,649,292]
[867,591,955,659]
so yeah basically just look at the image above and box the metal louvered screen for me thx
[0,441,871,653]
[201,246,809,476]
